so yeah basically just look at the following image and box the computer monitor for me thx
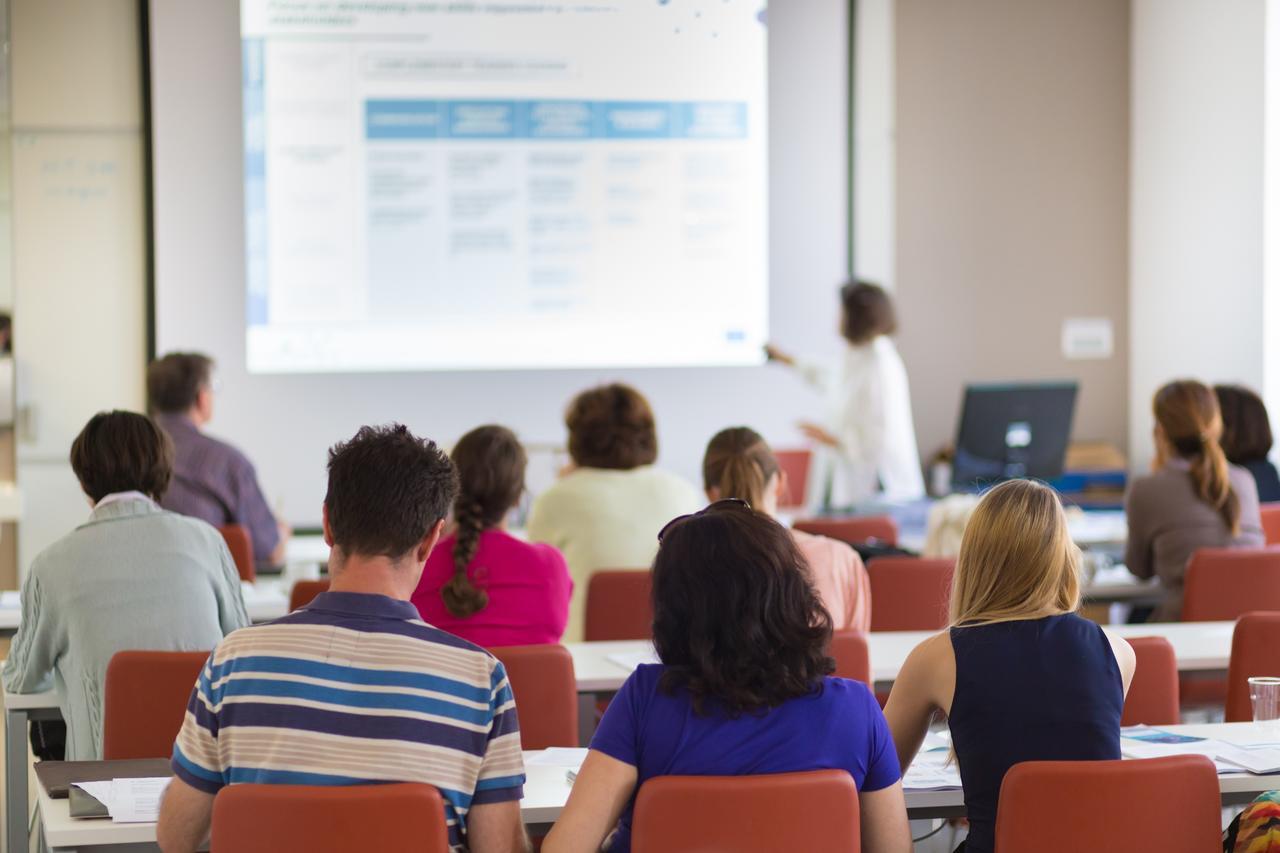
[951,382,1079,489]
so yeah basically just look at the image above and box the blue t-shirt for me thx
[590,664,901,852]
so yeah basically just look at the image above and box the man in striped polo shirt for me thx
[157,424,529,853]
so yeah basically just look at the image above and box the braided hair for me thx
[441,426,527,618]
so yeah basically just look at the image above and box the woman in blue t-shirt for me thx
[543,500,911,853]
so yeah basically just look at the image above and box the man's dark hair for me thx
[565,383,658,470]
[652,502,834,715]
[325,424,459,559]
[839,280,897,345]
[147,353,213,414]
[70,410,174,502]
[1216,384,1275,463]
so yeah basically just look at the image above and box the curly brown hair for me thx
[652,501,834,715]
[565,383,658,470]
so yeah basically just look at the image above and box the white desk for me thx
[33,723,1280,849]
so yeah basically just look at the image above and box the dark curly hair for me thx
[565,383,658,470]
[652,501,834,715]
[442,425,527,618]
[839,280,897,345]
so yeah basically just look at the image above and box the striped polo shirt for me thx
[171,591,525,850]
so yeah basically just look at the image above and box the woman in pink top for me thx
[412,425,573,647]
[703,427,871,632]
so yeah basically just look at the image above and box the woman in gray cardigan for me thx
[2,411,249,760]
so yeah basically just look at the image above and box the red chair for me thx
[793,515,898,547]
[218,523,256,583]
[866,557,956,632]
[1182,548,1280,621]
[584,570,652,641]
[994,755,1221,853]
[289,579,330,611]
[103,651,209,759]
[1226,611,1280,722]
[1120,637,1179,726]
[829,630,871,685]
[774,448,812,511]
[1261,502,1280,545]
[489,644,578,749]
[211,783,448,853]
[632,770,859,853]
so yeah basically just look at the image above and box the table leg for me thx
[6,706,28,853]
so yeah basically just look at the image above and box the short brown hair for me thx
[566,383,658,470]
[1215,384,1274,463]
[840,280,897,345]
[70,411,174,502]
[147,352,213,414]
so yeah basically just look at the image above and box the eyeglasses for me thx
[657,498,751,543]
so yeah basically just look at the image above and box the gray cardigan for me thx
[2,497,249,759]
[1124,459,1265,621]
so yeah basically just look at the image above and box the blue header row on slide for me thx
[365,99,748,141]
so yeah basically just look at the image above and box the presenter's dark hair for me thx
[325,424,458,559]
[840,280,897,345]
[71,410,174,502]
[147,352,213,414]
[565,383,658,470]
[1215,384,1274,464]
[442,425,527,618]
[652,501,834,715]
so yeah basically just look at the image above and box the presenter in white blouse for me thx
[767,281,926,508]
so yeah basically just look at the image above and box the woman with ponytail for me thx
[1125,380,1265,621]
[411,425,572,646]
[703,427,871,631]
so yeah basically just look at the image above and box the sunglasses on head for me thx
[657,498,751,543]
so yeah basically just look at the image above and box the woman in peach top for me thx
[702,427,871,632]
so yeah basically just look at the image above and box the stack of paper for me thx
[903,750,962,791]
[71,777,172,823]
[1215,744,1280,775]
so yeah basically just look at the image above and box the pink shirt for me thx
[792,529,872,633]
[412,530,573,648]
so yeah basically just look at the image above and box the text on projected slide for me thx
[241,1,769,372]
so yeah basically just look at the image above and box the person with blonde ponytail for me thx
[883,479,1135,853]
[702,427,871,632]
[412,425,572,646]
[1125,380,1265,622]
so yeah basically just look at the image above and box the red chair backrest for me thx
[774,449,812,510]
[866,557,956,632]
[793,515,898,547]
[1261,502,1280,545]
[1120,636,1179,726]
[995,755,1221,853]
[289,579,330,612]
[829,630,871,685]
[211,783,448,853]
[632,770,860,853]
[218,523,256,583]
[1182,548,1280,622]
[1226,611,1280,722]
[103,650,210,759]
[584,570,652,642]
[489,644,578,749]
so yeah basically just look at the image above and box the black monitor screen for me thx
[952,382,1078,489]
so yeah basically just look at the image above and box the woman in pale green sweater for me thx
[2,411,248,760]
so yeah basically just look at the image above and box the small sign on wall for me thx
[1061,317,1114,360]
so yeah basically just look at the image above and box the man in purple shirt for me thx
[147,352,287,567]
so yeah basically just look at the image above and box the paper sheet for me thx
[71,777,172,823]
[1214,743,1280,775]
[606,648,659,673]
[525,748,589,768]
[903,751,962,791]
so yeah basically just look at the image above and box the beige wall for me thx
[893,0,1130,463]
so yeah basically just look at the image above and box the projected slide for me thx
[241,1,769,373]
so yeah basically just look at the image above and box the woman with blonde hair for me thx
[1126,379,1264,622]
[883,479,1135,853]
[702,426,871,631]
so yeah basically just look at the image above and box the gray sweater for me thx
[1124,459,1265,621]
[2,496,249,759]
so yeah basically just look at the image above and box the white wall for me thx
[1129,0,1267,469]
[149,0,854,525]
[11,0,147,575]
[1265,0,1280,426]
[853,0,895,290]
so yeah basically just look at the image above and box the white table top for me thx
[35,722,1280,848]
